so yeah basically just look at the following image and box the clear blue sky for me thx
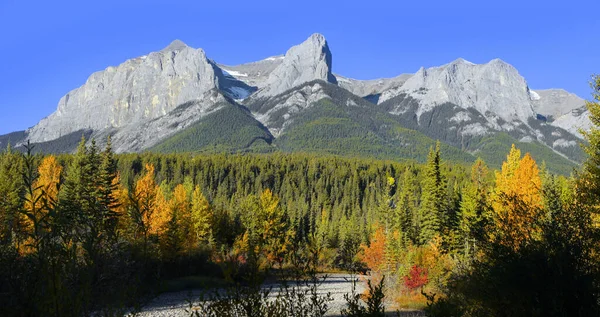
[0,0,598,135]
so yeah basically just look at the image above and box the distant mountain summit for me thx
[1,33,590,174]
[252,33,337,99]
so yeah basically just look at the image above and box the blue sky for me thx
[0,0,598,135]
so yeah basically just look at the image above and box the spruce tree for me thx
[581,75,600,206]
[98,136,120,241]
[418,141,447,245]
[458,158,490,255]
[57,137,88,245]
[394,166,418,245]
[0,144,24,246]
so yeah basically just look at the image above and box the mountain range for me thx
[0,33,592,174]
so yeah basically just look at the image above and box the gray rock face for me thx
[249,81,332,137]
[102,90,229,152]
[218,56,284,89]
[379,58,536,124]
[253,33,336,99]
[26,40,219,143]
[551,106,592,138]
[15,33,591,159]
[335,73,413,98]
[531,89,586,118]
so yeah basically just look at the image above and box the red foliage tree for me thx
[403,265,428,290]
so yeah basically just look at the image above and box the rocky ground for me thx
[135,273,423,316]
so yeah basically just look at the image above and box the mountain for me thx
[375,58,586,165]
[1,34,591,174]
[335,73,413,103]
[531,89,586,119]
[250,33,337,99]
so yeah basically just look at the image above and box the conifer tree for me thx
[378,175,395,231]
[458,158,490,255]
[98,137,121,242]
[581,75,600,207]
[418,142,447,245]
[394,166,418,246]
[0,144,24,246]
[57,137,88,246]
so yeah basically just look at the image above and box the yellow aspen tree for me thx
[20,155,63,255]
[113,173,131,233]
[131,163,158,242]
[259,189,292,266]
[150,185,171,237]
[172,184,194,252]
[492,145,543,250]
[191,185,212,244]
[35,155,62,207]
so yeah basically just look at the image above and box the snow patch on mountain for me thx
[222,69,249,77]
[529,90,541,100]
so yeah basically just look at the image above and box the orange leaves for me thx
[191,186,212,243]
[360,225,387,272]
[150,186,170,236]
[36,155,62,205]
[20,156,63,255]
[492,145,543,250]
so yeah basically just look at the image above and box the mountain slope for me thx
[377,92,581,174]
[275,92,474,163]
[1,33,590,175]
[151,101,273,153]
[27,40,220,145]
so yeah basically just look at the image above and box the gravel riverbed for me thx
[137,274,364,317]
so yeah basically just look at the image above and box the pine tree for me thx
[458,158,490,255]
[378,175,396,231]
[57,137,88,243]
[581,75,600,207]
[418,142,447,245]
[98,137,121,242]
[394,166,418,246]
[0,144,24,246]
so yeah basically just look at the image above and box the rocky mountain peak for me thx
[26,42,219,144]
[162,39,189,52]
[531,89,586,118]
[253,33,336,99]
[380,58,535,124]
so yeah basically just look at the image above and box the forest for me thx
[0,75,599,317]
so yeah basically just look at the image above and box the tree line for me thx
[0,75,598,316]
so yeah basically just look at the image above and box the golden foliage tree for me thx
[35,155,62,207]
[129,163,158,243]
[20,155,62,255]
[258,189,293,265]
[492,145,543,250]
[191,185,212,245]
[150,185,171,237]
[360,225,387,272]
